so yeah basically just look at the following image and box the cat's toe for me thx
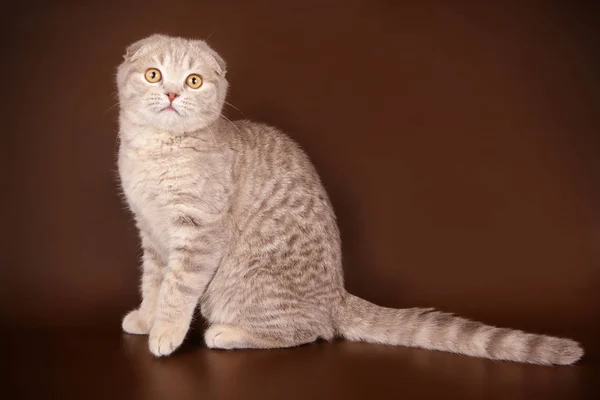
[122,309,151,335]
[205,324,245,349]
[149,323,188,357]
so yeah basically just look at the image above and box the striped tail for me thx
[335,293,583,365]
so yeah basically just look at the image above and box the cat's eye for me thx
[145,68,162,83]
[186,74,203,89]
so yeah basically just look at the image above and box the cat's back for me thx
[225,119,339,247]
[229,119,320,181]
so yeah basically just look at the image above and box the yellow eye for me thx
[144,68,162,83]
[186,74,203,89]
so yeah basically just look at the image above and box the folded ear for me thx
[193,40,227,76]
[124,34,168,62]
[208,49,227,76]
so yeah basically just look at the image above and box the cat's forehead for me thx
[128,38,218,74]
[148,45,211,72]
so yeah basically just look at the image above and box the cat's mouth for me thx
[162,105,180,114]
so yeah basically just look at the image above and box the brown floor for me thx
[3,328,599,400]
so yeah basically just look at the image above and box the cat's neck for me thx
[119,114,226,152]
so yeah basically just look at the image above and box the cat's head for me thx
[117,34,228,134]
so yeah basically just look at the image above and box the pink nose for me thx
[166,93,179,102]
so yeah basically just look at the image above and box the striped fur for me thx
[116,34,583,365]
[337,295,583,365]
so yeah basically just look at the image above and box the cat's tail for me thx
[335,293,583,365]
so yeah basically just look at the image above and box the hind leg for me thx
[205,324,318,349]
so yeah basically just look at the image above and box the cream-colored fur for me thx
[116,34,584,365]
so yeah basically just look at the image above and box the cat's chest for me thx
[118,144,231,227]
[119,147,205,217]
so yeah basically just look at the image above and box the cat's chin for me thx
[154,109,184,124]
[122,108,218,136]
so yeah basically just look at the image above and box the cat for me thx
[116,34,583,365]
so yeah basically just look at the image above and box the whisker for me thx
[224,101,245,117]
[205,28,217,42]
[207,109,243,137]
[104,100,131,116]
[206,123,218,145]
[220,115,243,136]
[198,115,218,145]
[104,103,119,116]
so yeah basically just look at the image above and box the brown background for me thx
[2,1,600,399]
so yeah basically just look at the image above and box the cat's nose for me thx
[166,93,179,102]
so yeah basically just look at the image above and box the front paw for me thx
[149,322,189,357]
[122,309,152,335]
